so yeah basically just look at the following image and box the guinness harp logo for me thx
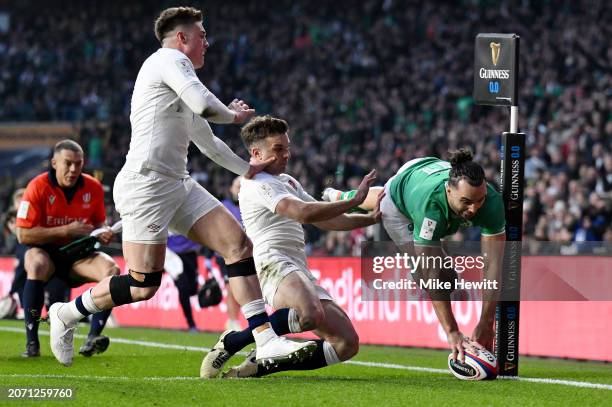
[508,200,520,211]
[490,42,501,66]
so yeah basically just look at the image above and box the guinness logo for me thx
[504,361,516,371]
[508,201,520,211]
[490,42,501,66]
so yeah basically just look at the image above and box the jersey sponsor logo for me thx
[286,179,297,191]
[17,201,30,219]
[49,195,56,205]
[83,193,91,203]
[46,216,87,226]
[419,217,437,240]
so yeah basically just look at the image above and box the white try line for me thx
[1,326,611,391]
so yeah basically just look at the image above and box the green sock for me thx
[339,190,368,214]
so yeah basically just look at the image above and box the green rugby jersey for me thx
[388,157,505,245]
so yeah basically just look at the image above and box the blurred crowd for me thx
[0,0,610,255]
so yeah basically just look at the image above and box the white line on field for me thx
[0,373,200,381]
[1,326,611,390]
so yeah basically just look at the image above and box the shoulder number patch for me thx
[17,201,30,219]
[419,217,437,240]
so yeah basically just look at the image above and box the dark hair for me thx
[448,148,484,187]
[154,7,202,43]
[53,139,83,155]
[241,115,289,148]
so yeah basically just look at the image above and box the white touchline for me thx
[1,326,611,391]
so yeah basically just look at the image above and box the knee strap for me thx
[128,269,163,287]
[109,270,163,305]
[226,257,257,277]
[109,275,132,306]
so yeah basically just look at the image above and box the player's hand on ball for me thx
[244,156,276,179]
[471,323,494,352]
[352,170,377,205]
[229,99,255,124]
[447,331,475,363]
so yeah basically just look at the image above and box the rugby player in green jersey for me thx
[324,149,505,362]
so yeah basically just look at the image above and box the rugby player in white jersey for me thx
[47,6,315,367]
[201,115,382,378]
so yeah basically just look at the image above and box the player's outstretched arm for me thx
[323,186,384,212]
[415,244,475,362]
[276,170,377,224]
[472,232,506,351]
[314,190,385,230]
[190,117,250,175]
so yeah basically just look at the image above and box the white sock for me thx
[252,326,277,348]
[81,289,103,314]
[58,301,83,325]
[58,289,101,324]
[323,341,341,365]
[288,308,302,333]
[240,299,266,319]
[241,299,279,347]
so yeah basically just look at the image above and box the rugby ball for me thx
[448,347,498,380]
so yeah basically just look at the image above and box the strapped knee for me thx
[226,257,257,277]
[109,270,163,306]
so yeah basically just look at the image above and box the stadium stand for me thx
[0,0,610,255]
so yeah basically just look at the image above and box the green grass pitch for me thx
[1,320,611,406]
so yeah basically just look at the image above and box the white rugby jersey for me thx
[123,48,247,178]
[239,172,316,257]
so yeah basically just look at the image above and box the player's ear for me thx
[50,156,57,170]
[176,30,187,45]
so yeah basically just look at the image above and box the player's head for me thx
[445,148,486,220]
[51,139,84,188]
[155,7,208,69]
[241,115,290,175]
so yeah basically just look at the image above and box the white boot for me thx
[48,303,76,366]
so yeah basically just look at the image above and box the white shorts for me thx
[380,158,427,245]
[113,169,220,244]
[254,247,333,307]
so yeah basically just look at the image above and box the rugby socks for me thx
[23,279,44,345]
[223,308,297,354]
[58,288,102,325]
[89,309,112,337]
[241,299,276,348]
[255,340,341,376]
